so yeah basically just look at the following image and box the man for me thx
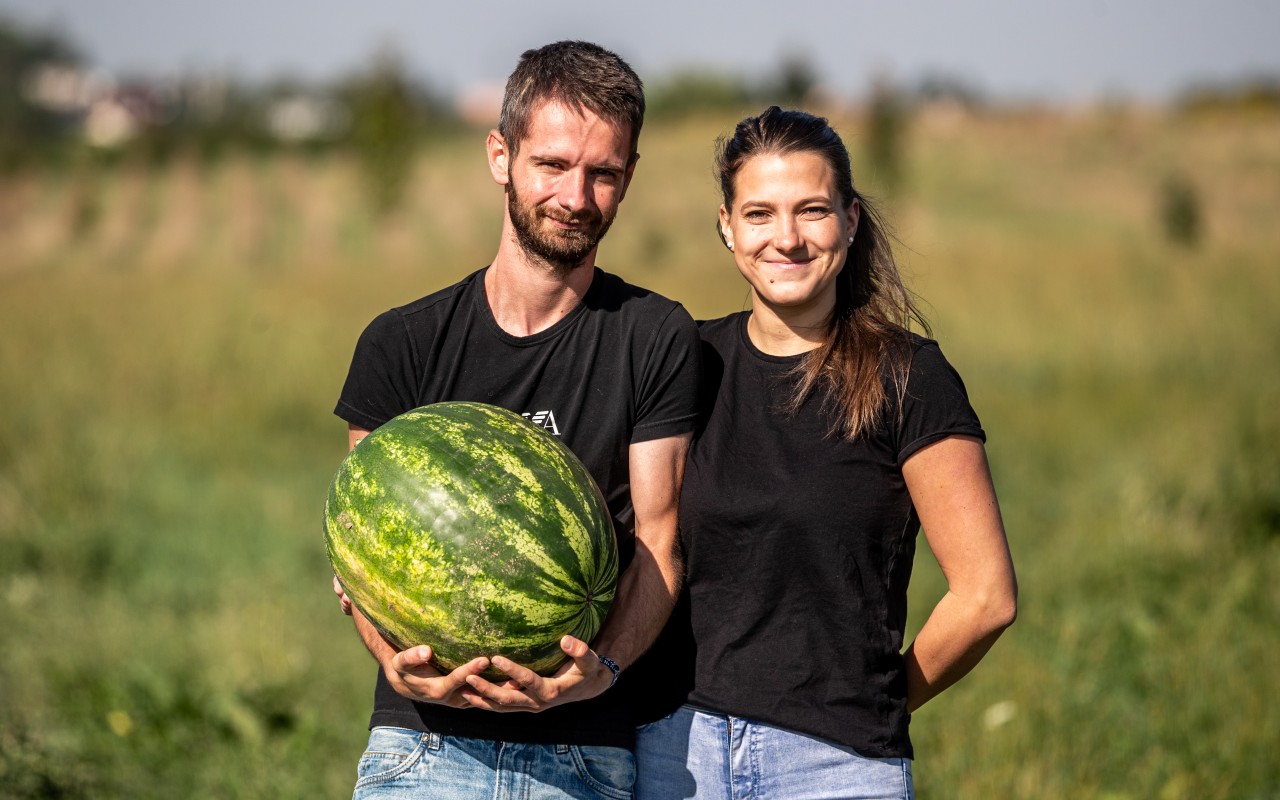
[332,41,699,798]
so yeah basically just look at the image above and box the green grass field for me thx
[2,106,1277,798]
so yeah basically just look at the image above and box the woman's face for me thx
[720,151,859,319]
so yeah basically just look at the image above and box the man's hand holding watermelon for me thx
[331,426,686,713]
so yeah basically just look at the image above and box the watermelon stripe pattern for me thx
[325,402,618,678]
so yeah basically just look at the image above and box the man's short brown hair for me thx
[499,41,645,159]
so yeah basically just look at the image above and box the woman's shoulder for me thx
[900,332,963,375]
[695,311,747,333]
[882,330,974,406]
[899,329,939,353]
[695,311,749,346]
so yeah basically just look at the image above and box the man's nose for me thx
[556,170,590,213]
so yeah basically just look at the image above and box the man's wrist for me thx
[597,655,621,687]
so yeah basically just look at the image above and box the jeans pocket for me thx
[355,727,430,788]
[567,744,635,799]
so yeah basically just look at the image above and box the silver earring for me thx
[848,236,855,244]
[727,242,734,251]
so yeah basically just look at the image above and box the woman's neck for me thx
[746,300,832,357]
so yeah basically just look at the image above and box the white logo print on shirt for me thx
[523,410,561,436]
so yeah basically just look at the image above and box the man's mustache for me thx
[541,207,602,227]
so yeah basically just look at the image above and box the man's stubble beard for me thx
[507,179,617,274]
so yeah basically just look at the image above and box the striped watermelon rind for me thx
[325,401,618,678]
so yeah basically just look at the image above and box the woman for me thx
[629,107,1017,799]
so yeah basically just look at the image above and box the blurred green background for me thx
[2,11,1279,800]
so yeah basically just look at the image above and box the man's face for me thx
[501,101,635,271]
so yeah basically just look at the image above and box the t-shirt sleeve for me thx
[895,340,986,465]
[631,303,701,444]
[333,309,422,432]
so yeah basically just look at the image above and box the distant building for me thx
[265,94,349,143]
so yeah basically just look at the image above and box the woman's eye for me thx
[801,207,830,219]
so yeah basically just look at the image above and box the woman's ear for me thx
[845,199,861,243]
[718,205,734,251]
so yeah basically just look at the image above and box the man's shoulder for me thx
[587,268,692,327]
[389,268,485,321]
[589,268,680,311]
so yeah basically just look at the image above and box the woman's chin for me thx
[753,286,834,313]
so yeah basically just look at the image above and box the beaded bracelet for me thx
[598,655,621,687]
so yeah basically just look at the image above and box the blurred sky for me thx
[5,0,1280,103]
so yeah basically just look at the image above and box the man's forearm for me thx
[352,607,398,668]
[592,433,690,670]
[590,529,681,670]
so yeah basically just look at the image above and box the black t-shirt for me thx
[334,266,700,748]
[630,312,984,758]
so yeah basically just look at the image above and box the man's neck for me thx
[485,239,596,337]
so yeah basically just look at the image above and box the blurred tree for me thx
[865,77,909,193]
[184,79,276,161]
[0,15,83,171]
[1159,172,1203,248]
[756,55,818,107]
[648,57,821,121]
[914,73,985,110]
[648,70,750,120]
[1177,78,1280,117]
[342,48,424,217]
[117,78,184,165]
[66,147,104,238]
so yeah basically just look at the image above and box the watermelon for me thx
[325,401,618,678]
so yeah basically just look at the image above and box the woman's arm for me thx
[901,434,1018,713]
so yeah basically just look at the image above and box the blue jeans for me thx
[635,705,913,800]
[353,726,635,799]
